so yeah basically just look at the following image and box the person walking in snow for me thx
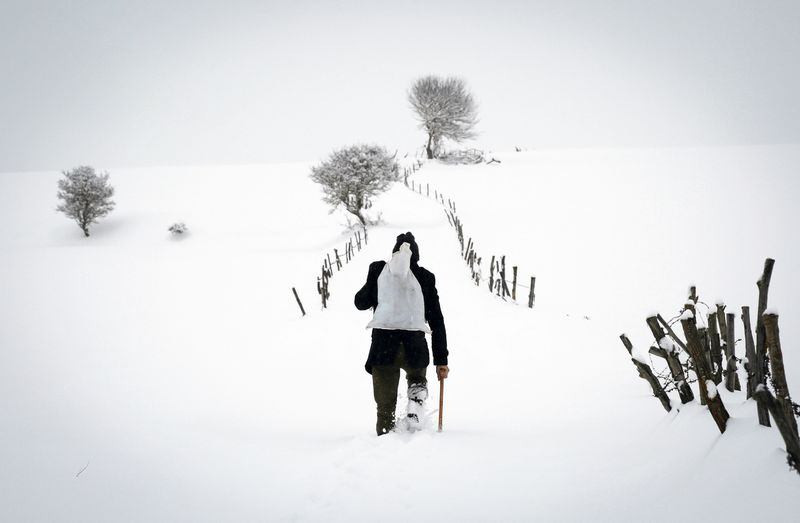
[354,232,449,435]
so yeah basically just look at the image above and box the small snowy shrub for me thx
[310,144,399,226]
[168,222,188,235]
[56,166,115,237]
[438,148,485,165]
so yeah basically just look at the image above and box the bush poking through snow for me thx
[168,222,188,236]
[438,148,485,165]
[408,75,478,159]
[56,166,115,237]
[310,144,399,226]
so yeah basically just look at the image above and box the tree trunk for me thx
[352,207,367,226]
[426,133,434,159]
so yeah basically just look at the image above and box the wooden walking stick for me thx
[438,377,444,432]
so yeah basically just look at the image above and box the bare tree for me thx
[408,75,478,159]
[310,145,399,225]
[56,166,115,237]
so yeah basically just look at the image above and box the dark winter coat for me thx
[354,260,448,374]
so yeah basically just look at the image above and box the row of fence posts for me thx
[291,227,368,317]
[403,163,536,308]
[620,258,800,474]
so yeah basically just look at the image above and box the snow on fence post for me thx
[645,316,694,404]
[724,312,740,392]
[755,258,775,427]
[512,266,518,301]
[763,313,799,439]
[292,287,306,317]
[680,303,730,433]
[741,306,757,398]
[528,277,536,308]
[620,334,672,412]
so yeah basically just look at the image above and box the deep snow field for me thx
[2,146,800,521]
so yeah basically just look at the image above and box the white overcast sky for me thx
[1,0,799,172]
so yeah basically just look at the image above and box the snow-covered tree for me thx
[408,75,478,159]
[56,166,115,237]
[310,145,399,225]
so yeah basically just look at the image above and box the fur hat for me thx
[392,231,420,265]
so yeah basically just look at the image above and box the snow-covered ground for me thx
[1,146,799,521]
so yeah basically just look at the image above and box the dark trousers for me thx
[372,344,427,435]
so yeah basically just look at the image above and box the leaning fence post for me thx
[763,313,798,438]
[292,287,306,317]
[620,334,672,412]
[754,386,800,473]
[645,315,694,404]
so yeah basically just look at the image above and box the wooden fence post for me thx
[755,258,775,427]
[528,277,536,308]
[725,312,740,392]
[488,255,495,292]
[707,312,724,385]
[334,248,342,270]
[292,287,306,317]
[500,256,510,297]
[763,313,798,438]
[512,266,518,301]
[741,306,756,398]
[645,316,694,404]
[681,304,730,433]
[620,334,672,412]
[754,386,800,473]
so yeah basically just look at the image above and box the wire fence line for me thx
[403,162,536,309]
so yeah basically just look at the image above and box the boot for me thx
[406,382,428,431]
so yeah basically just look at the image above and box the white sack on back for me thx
[366,243,431,333]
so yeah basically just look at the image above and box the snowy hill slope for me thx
[2,148,800,521]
